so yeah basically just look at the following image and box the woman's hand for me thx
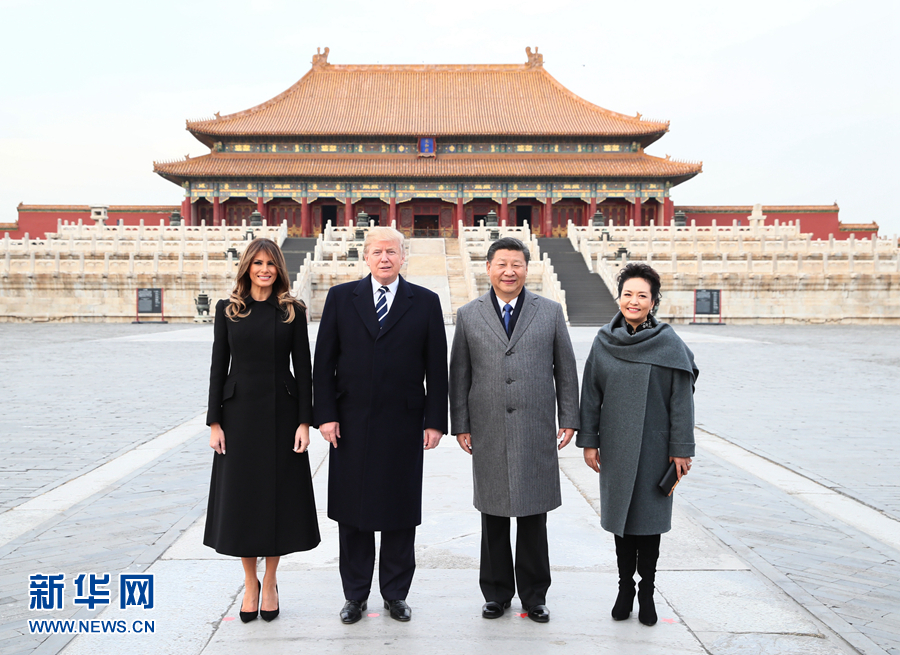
[209,423,226,455]
[293,424,310,453]
[456,433,472,454]
[583,447,600,473]
[670,456,692,480]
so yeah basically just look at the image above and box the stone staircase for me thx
[281,237,317,277]
[444,238,472,314]
[537,238,619,326]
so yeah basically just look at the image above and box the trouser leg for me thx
[513,513,550,608]
[480,513,514,603]
[338,523,375,602]
[378,527,417,601]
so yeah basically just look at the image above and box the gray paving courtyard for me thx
[0,322,898,654]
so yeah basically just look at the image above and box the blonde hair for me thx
[226,238,305,323]
[363,226,405,257]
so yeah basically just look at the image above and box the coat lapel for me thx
[476,293,509,345]
[507,289,538,351]
[352,275,381,340]
[379,275,414,337]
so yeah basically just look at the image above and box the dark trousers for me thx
[338,523,416,602]
[480,512,550,608]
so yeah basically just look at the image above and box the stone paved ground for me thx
[0,323,898,654]
[0,325,209,512]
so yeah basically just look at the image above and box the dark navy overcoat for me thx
[313,275,448,531]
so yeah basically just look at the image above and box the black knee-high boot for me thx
[611,534,638,620]
[636,534,660,626]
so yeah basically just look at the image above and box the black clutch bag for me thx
[658,462,683,497]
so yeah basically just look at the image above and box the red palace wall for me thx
[673,204,872,241]
[6,202,876,241]
[7,204,179,240]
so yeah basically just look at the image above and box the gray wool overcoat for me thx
[450,288,580,517]
[577,313,698,537]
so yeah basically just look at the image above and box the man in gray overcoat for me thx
[449,237,579,623]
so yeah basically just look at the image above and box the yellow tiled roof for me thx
[186,54,668,140]
[154,152,701,181]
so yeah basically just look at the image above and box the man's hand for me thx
[209,423,226,455]
[424,428,443,450]
[456,433,472,454]
[320,421,340,448]
[669,456,692,480]
[583,447,600,473]
[293,424,310,453]
[557,428,575,450]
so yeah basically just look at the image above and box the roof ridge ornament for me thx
[525,47,543,68]
[312,47,330,69]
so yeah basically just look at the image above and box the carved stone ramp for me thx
[405,237,451,320]
[538,237,619,325]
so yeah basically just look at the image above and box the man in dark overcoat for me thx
[449,237,579,623]
[313,226,448,624]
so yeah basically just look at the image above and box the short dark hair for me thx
[486,237,530,264]
[616,262,662,308]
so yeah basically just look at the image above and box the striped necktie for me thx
[375,285,389,327]
[503,303,513,336]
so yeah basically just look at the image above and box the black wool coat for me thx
[204,295,320,557]
[313,275,448,532]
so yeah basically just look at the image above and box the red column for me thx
[181,198,190,224]
[256,197,266,221]
[633,197,642,226]
[344,197,352,227]
[589,197,597,224]
[665,197,675,224]
[544,197,553,237]
[213,197,221,226]
[389,197,397,227]
[500,197,509,226]
[456,198,464,229]
[300,197,310,236]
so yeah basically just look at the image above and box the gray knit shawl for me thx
[597,312,698,384]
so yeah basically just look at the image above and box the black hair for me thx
[616,262,662,308]
[486,237,530,264]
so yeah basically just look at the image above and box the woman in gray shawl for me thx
[578,263,698,626]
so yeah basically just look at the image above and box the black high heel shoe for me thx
[239,578,260,623]
[260,584,279,622]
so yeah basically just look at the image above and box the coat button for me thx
[506,378,513,384]
[505,350,513,356]
[507,408,514,413]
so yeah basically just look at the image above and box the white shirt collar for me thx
[494,292,519,312]
[371,276,400,296]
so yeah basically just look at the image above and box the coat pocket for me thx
[223,379,236,401]
[283,379,297,397]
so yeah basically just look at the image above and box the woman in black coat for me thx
[578,263,697,627]
[205,237,320,623]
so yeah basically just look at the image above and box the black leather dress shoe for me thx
[340,599,367,624]
[384,599,411,622]
[524,604,550,623]
[482,600,512,619]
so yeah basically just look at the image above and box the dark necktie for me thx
[376,286,389,326]
[503,303,513,336]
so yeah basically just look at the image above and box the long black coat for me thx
[313,275,448,532]
[204,295,320,557]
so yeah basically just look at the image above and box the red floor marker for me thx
[367,613,380,617]
[223,617,236,622]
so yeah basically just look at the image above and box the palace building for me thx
[152,48,703,238]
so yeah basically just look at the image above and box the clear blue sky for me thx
[2,0,897,236]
